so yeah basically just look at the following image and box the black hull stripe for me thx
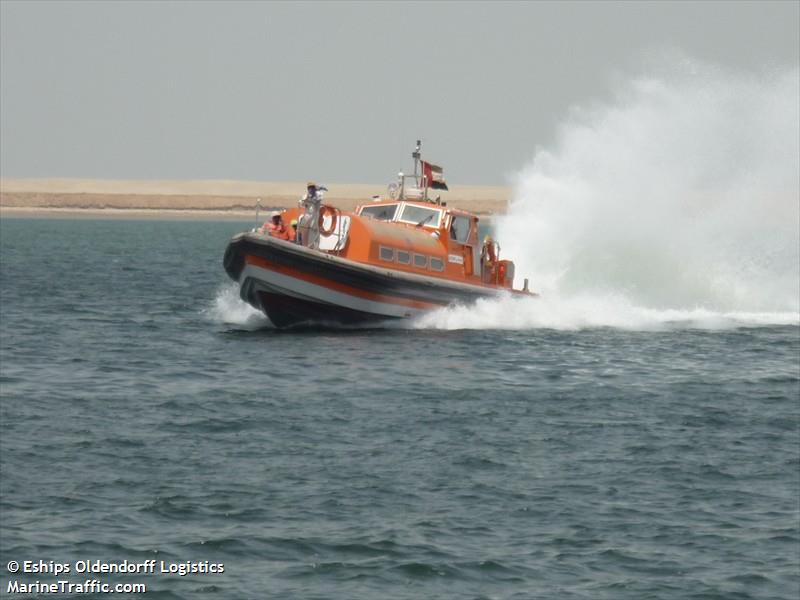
[258,292,398,328]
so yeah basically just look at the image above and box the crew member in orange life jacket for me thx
[261,211,290,240]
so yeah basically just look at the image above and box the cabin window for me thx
[413,254,427,268]
[360,204,399,221]
[397,250,411,265]
[398,204,442,228]
[379,246,394,261]
[449,215,471,243]
[430,257,445,272]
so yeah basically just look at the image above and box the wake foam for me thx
[420,57,799,331]
[412,294,798,331]
[203,283,271,329]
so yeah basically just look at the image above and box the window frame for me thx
[359,203,400,221]
[449,215,472,244]
[379,246,395,262]
[396,204,443,229]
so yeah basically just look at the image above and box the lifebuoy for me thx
[319,205,338,236]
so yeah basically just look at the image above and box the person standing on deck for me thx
[480,235,497,283]
[297,181,324,249]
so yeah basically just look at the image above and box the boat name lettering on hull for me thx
[448,254,464,265]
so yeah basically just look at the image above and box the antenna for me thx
[412,139,421,187]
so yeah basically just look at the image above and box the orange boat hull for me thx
[223,233,515,328]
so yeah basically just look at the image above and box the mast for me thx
[412,139,421,187]
[412,139,428,201]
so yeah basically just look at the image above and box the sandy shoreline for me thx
[0,206,257,220]
[0,178,510,219]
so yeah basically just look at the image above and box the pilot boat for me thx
[223,142,535,327]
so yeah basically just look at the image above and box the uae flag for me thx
[422,161,449,190]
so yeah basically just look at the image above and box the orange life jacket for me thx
[270,223,290,240]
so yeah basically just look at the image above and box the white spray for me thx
[419,59,799,330]
[204,283,271,329]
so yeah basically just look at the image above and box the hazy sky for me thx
[1,1,798,185]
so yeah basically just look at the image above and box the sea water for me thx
[1,61,799,599]
[0,217,797,599]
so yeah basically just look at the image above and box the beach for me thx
[0,179,511,219]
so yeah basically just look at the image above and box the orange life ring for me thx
[319,206,338,236]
